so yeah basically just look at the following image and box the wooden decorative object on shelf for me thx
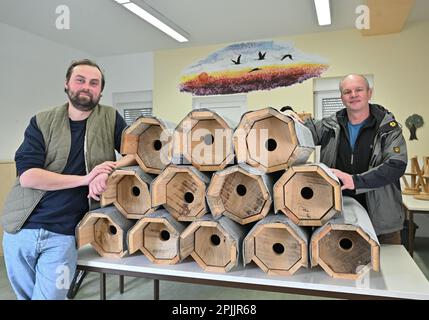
[273,163,342,226]
[127,209,186,264]
[173,108,235,171]
[207,163,273,225]
[233,107,315,173]
[101,166,155,219]
[310,197,380,280]
[243,215,309,275]
[151,164,210,221]
[180,216,246,273]
[121,116,175,174]
[402,156,423,195]
[76,206,135,258]
[414,156,429,201]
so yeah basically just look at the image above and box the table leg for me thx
[100,273,106,300]
[67,270,87,299]
[409,210,414,257]
[154,279,159,300]
[119,275,125,294]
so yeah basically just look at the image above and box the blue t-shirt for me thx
[347,120,366,151]
[15,111,126,235]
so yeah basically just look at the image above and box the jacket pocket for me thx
[367,186,404,234]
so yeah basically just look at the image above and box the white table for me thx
[402,194,429,257]
[76,244,429,300]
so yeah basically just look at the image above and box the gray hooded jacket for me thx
[305,104,407,235]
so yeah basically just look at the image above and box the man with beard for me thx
[1,59,136,299]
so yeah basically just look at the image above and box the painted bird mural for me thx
[179,40,329,95]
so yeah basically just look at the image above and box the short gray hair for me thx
[339,74,370,93]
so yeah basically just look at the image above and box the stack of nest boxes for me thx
[75,107,380,280]
[171,109,245,272]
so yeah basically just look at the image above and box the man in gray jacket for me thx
[287,74,407,244]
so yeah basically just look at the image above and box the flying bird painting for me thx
[281,54,293,61]
[179,40,329,95]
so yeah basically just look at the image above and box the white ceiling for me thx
[1,0,429,57]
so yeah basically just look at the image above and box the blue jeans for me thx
[2,228,77,300]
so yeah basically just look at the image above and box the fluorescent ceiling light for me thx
[314,0,331,26]
[119,1,189,43]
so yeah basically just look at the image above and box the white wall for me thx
[0,23,155,161]
[98,52,154,106]
[0,22,91,160]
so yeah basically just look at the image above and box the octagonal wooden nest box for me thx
[128,209,186,264]
[243,215,309,275]
[173,108,235,171]
[274,163,342,226]
[76,206,135,258]
[310,197,380,280]
[207,163,273,225]
[233,107,314,173]
[101,166,155,220]
[180,216,246,273]
[151,165,210,221]
[121,116,175,174]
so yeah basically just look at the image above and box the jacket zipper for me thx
[369,132,386,167]
[84,128,92,210]
[332,126,340,167]
[322,121,340,167]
